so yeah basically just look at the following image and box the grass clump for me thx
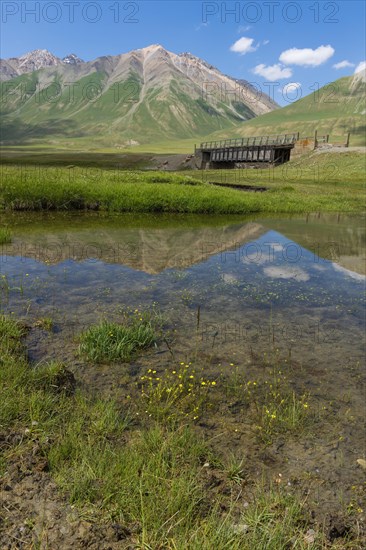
[35,317,54,331]
[79,310,161,362]
[220,361,312,443]
[0,227,11,244]
[250,366,312,443]
[139,362,217,422]
[238,484,321,549]
[50,422,209,537]
[225,455,246,485]
[258,389,310,442]
[0,315,73,434]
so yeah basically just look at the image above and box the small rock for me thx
[203,462,210,468]
[60,525,69,536]
[356,458,366,470]
[231,523,249,534]
[77,521,91,539]
[304,528,316,544]
[112,523,131,541]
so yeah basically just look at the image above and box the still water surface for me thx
[1,212,364,373]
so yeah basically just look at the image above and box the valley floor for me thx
[0,150,365,215]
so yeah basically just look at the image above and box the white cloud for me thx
[333,60,355,69]
[237,25,251,33]
[263,266,310,282]
[354,61,366,74]
[263,40,270,46]
[279,45,335,67]
[280,82,302,94]
[230,37,257,55]
[222,273,239,285]
[253,63,293,81]
[332,263,365,281]
[279,82,302,102]
[195,22,209,31]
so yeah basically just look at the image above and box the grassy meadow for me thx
[0,150,365,214]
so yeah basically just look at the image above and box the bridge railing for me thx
[200,133,298,150]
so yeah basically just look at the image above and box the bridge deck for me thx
[196,133,298,167]
[200,133,298,151]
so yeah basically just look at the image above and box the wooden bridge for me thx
[195,133,298,169]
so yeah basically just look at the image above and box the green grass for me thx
[79,316,158,363]
[0,228,11,244]
[0,314,328,548]
[0,316,72,434]
[0,150,365,213]
[0,137,198,154]
[35,316,54,331]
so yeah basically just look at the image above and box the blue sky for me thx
[1,0,365,105]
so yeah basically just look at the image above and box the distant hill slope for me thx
[0,46,277,147]
[204,72,366,145]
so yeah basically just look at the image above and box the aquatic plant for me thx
[0,228,11,244]
[248,366,312,443]
[35,317,54,332]
[79,317,157,362]
[139,362,217,422]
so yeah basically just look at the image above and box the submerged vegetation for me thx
[139,361,216,423]
[0,150,365,214]
[0,228,11,244]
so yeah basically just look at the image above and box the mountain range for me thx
[0,49,84,81]
[0,46,277,147]
[1,46,364,149]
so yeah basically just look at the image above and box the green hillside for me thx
[0,69,258,147]
[205,75,366,145]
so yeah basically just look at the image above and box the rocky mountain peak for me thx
[17,49,62,70]
[0,49,86,80]
[178,52,217,73]
[135,44,168,59]
[62,53,84,65]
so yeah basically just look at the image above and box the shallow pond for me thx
[1,212,365,368]
[1,211,366,523]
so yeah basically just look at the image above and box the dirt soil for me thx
[0,434,127,549]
